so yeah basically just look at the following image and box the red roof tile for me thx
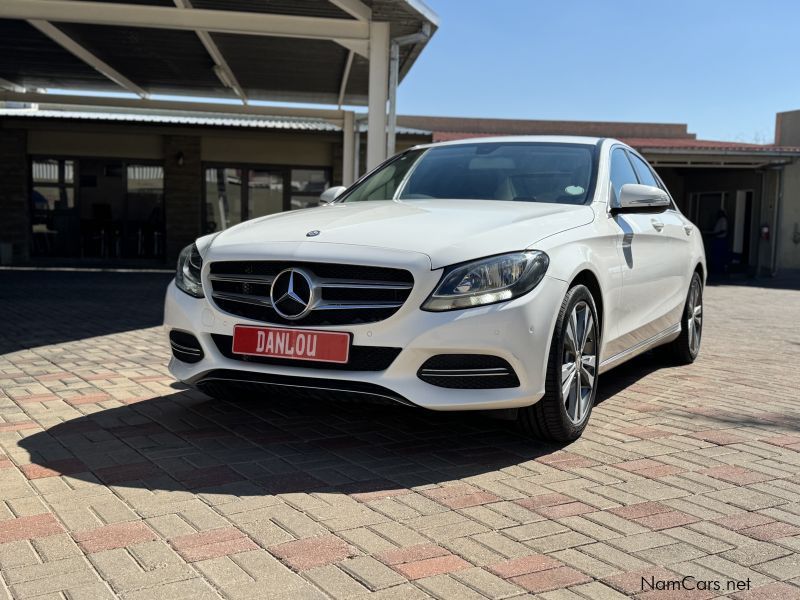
[621,137,800,153]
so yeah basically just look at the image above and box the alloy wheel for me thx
[687,278,703,356]
[561,301,597,424]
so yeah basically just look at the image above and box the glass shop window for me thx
[291,168,330,210]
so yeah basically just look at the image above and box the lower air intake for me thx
[417,354,520,389]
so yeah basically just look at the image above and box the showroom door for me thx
[78,159,125,259]
[30,159,80,258]
[248,169,285,218]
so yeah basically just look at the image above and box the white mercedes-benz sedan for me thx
[164,136,705,441]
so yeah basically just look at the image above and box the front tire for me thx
[518,284,600,442]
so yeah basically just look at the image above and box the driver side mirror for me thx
[320,186,347,205]
[611,183,670,213]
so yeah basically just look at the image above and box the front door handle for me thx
[651,219,664,232]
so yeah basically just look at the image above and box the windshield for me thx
[341,142,597,205]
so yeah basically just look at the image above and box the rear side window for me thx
[609,148,637,204]
[629,153,659,187]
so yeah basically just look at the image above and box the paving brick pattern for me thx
[1,271,800,599]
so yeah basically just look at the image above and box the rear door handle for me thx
[683,224,694,235]
[651,219,664,232]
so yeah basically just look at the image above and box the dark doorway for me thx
[687,189,754,274]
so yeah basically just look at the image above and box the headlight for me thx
[422,251,549,311]
[176,243,204,298]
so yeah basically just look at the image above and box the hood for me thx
[209,199,593,268]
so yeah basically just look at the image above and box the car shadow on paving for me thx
[0,270,174,354]
[15,352,682,499]
[17,389,564,496]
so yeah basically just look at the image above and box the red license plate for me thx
[232,325,350,364]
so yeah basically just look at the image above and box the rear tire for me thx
[518,284,600,442]
[665,272,703,365]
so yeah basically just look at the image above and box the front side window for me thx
[629,153,659,187]
[609,148,638,204]
[341,143,597,205]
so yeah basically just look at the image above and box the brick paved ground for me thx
[1,270,800,600]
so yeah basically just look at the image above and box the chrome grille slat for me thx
[318,280,413,290]
[315,301,404,310]
[209,274,275,285]
[212,291,273,307]
[208,261,414,326]
[169,342,203,355]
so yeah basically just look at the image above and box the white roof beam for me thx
[337,50,354,108]
[328,0,371,57]
[0,90,345,122]
[0,78,27,93]
[332,38,368,59]
[0,0,370,41]
[328,0,371,21]
[173,0,247,105]
[28,20,148,97]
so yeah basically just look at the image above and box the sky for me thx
[397,0,800,143]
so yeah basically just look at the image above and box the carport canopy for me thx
[0,0,438,174]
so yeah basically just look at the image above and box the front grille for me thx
[211,334,401,371]
[417,354,520,389]
[208,261,414,326]
[169,330,204,364]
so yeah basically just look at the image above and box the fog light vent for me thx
[417,354,520,389]
[169,330,204,364]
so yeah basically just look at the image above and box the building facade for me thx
[0,109,428,266]
[2,107,799,277]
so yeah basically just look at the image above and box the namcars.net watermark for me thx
[643,575,751,593]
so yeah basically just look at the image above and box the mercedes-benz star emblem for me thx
[306,230,320,237]
[270,268,315,320]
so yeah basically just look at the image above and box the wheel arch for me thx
[568,268,605,342]
[694,261,705,284]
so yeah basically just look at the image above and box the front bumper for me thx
[164,273,567,411]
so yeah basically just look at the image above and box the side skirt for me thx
[598,323,681,374]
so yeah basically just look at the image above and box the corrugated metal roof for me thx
[0,108,338,130]
[0,1,438,105]
[0,107,430,135]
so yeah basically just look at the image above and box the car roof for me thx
[412,135,608,150]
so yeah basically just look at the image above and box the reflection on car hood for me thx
[209,199,594,268]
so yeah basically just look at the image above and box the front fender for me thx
[531,221,622,360]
